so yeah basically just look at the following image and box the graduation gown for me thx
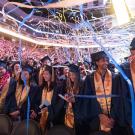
[46,81,66,126]
[120,62,134,135]
[84,71,127,135]
[19,85,41,121]
[4,78,16,114]
[49,80,90,135]
[120,62,132,123]
[5,83,41,121]
[37,81,66,132]
[38,81,67,130]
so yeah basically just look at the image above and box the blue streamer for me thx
[17,9,35,135]
[46,0,53,4]
[41,0,56,16]
[18,9,35,30]
[75,94,119,99]
[6,1,31,14]
[15,1,54,134]
[79,4,84,21]
[98,27,135,134]
[26,95,31,135]
[91,30,135,134]
[4,1,134,134]
[85,21,135,135]
[78,4,135,134]
[21,75,31,135]
[3,4,35,133]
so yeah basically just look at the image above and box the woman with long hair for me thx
[39,65,58,133]
[48,64,89,135]
[5,65,41,122]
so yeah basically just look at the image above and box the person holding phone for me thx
[52,64,89,135]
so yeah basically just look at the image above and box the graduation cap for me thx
[83,60,91,66]
[0,60,7,69]
[129,38,135,50]
[22,65,33,74]
[91,51,109,63]
[69,64,80,73]
[40,56,51,62]
[124,56,129,61]
[63,61,70,66]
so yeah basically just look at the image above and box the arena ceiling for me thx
[0,0,134,50]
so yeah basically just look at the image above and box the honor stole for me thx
[94,69,112,132]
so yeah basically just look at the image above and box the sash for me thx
[15,84,23,106]
[40,88,53,130]
[65,90,74,129]
[65,102,74,128]
[94,69,112,132]
[0,78,10,112]
[18,85,30,108]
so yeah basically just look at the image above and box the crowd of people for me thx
[0,38,49,61]
[0,37,135,135]
[0,37,92,64]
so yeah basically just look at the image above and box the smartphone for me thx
[39,100,50,109]
[58,94,68,102]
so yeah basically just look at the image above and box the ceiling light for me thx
[112,0,130,25]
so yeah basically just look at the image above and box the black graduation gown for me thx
[38,83,57,129]
[46,81,66,126]
[49,80,90,135]
[5,83,41,121]
[84,71,127,135]
[73,81,90,135]
[20,85,41,121]
[120,62,132,124]
[120,62,134,135]
[4,78,17,114]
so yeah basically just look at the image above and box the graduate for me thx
[49,64,89,135]
[27,58,36,68]
[19,66,41,121]
[39,56,52,86]
[5,61,22,120]
[26,58,39,85]
[120,38,135,135]
[0,60,16,114]
[85,51,128,135]
[5,65,41,122]
[39,65,60,133]
[11,61,21,82]
[40,56,52,67]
